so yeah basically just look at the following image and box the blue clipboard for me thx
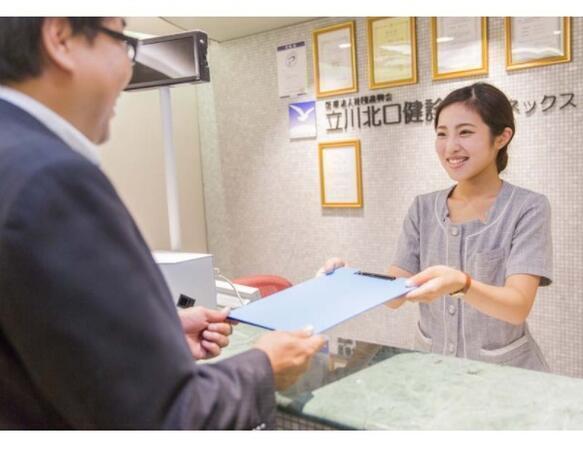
[227,267,414,334]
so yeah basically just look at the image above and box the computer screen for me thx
[125,31,209,91]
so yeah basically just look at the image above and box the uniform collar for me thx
[0,85,100,166]
[439,180,514,226]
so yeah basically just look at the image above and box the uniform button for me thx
[448,304,456,315]
[450,227,459,236]
[448,343,455,354]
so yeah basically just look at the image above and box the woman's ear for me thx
[496,127,514,150]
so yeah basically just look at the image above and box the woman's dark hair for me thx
[434,82,515,173]
[0,17,104,83]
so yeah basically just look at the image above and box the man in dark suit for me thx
[0,17,325,429]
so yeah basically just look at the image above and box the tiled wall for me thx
[197,17,583,378]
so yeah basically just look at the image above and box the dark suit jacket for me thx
[0,99,276,429]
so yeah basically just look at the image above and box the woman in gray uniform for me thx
[320,82,552,371]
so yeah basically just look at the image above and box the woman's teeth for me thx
[447,157,468,168]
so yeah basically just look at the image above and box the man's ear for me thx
[39,18,78,74]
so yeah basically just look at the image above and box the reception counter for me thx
[212,323,583,430]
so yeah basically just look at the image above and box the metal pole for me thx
[159,86,182,251]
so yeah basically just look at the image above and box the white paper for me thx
[511,17,564,63]
[317,28,354,92]
[277,42,308,98]
[436,17,483,73]
[322,146,358,204]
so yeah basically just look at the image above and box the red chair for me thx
[232,275,292,298]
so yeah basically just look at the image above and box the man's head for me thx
[0,17,135,144]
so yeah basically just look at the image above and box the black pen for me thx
[354,271,396,281]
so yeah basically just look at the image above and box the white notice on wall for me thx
[277,42,308,98]
[323,146,358,204]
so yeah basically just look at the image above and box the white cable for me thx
[214,268,246,306]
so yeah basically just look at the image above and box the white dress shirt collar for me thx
[0,85,100,165]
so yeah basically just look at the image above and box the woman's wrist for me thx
[450,271,472,297]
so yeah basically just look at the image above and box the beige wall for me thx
[99,78,208,253]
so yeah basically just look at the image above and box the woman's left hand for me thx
[405,265,466,303]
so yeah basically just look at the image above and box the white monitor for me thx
[152,251,216,309]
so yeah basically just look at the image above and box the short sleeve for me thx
[506,194,553,286]
[392,196,421,274]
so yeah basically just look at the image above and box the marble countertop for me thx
[211,323,583,429]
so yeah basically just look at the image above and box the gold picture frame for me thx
[367,17,418,89]
[505,17,571,71]
[313,21,358,98]
[431,17,488,80]
[318,140,363,208]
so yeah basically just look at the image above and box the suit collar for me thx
[0,86,100,165]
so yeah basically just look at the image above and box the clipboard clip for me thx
[354,271,396,281]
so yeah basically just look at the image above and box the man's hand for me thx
[253,328,326,391]
[179,306,234,360]
[405,265,466,303]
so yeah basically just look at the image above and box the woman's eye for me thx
[460,130,473,135]
[437,132,446,137]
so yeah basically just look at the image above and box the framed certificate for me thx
[367,17,417,89]
[319,140,363,208]
[505,17,571,71]
[431,17,488,80]
[313,21,358,98]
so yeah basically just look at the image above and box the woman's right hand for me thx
[315,257,347,277]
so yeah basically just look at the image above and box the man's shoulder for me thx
[1,101,82,159]
[0,100,100,182]
[0,136,97,206]
[0,107,106,223]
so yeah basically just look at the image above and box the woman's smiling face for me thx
[435,102,501,182]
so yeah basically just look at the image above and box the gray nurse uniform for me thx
[393,181,553,371]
